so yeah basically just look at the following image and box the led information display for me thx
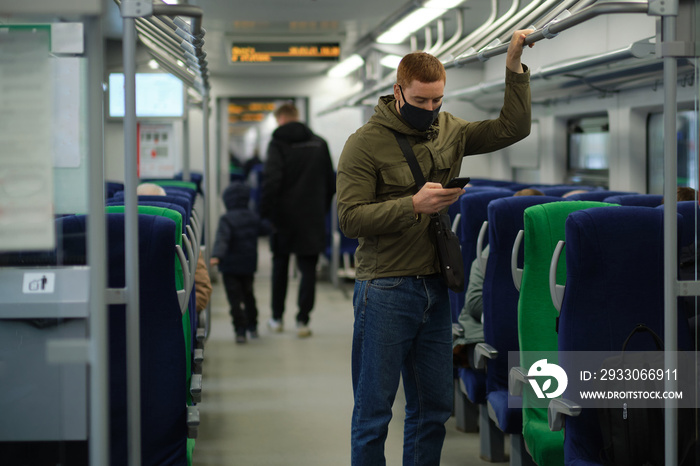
[231,43,340,62]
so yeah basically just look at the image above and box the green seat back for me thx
[149,179,198,192]
[518,201,616,465]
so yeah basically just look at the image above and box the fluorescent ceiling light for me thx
[376,0,464,45]
[380,54,403,69]
[327,54,364,78]
[148,59,159,70]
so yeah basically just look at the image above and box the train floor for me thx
[194,240,508,465]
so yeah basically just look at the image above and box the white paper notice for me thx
[139,123,177,178]
[0,27,55,251]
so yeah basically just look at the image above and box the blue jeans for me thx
[351,275,453,466]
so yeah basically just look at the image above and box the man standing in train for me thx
[337,29,534,465]
[261,103,336,338]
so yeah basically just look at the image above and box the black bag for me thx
[392,130,465,292]
[597,324,697,466]
[428,212,465,292]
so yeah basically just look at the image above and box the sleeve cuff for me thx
[506,64,530,83]
[400,196,421,227]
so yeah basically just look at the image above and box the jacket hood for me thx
[222,182,250,210]
[272,121,314,143]
[370,95,441,140]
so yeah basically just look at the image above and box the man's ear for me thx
[393,83,402,103]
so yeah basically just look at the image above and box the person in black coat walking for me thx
[211,182,270,343]
[260,102,336,338]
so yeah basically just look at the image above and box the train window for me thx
[647,110,699,194]
[567,116,610,187]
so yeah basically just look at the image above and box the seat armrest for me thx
[193,348,204,374]
[509,366,528,397]
[549,240,566,312]
[190,373,202,403]
[196,327,206,342]
[187,406,200,439]
[548,398,582,431]
[473,342,497,369]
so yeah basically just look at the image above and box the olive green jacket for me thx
[337,67,531,280]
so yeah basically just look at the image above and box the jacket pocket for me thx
[432,149,458,180]
[378,164,415,198]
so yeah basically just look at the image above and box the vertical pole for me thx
[202,88,211,337]
[202,88,210,262]
[122,16,142,466]
[85,15,109,466]
[182,102,191,182]
[661,12,679,466]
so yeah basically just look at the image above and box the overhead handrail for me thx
[446,2,650,68]
[138,35,197,87]
[432,10,463,58]
[426,19,445,56]
[531,0,585,31]
[445,0,513,60]
[443,37,656,100]
[114,0,209,92]
[473,0,543,52]
[473,0,556,52]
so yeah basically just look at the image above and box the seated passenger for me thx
[136,182,167,196]
[562,189,589,198]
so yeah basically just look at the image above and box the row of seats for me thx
[0,177,205,464]
[450,179,697,465]
[104,178,205,466]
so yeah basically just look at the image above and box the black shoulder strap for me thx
[391,129,425,191]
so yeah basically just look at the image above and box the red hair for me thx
[396,52,446,88]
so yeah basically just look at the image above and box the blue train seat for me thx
[105,205,197,407]
[512,201,614,466]
[552,206,691,465]
[453,189,514,323]
[604,193,663,207]
[58,213,194,465]
[478,195,562,464]
[106,181,125,199]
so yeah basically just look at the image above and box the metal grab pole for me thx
[202,88,211,337]
[661,11,679,465]
[183,103,191,182]
[122,15,142,466]
[85,15,109,466]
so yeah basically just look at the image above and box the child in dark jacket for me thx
[211,182,270,343]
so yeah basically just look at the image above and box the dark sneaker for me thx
[248,328,259,339]
[235,333,247,344]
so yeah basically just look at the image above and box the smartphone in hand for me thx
[444,176,471,189]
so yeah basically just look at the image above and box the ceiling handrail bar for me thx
[445,1,650,69]
[440,0,508,60]
[443,38,655,100]
[433,10,463,58]
[471,0,549,51]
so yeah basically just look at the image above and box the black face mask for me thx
[398,85,441,132]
